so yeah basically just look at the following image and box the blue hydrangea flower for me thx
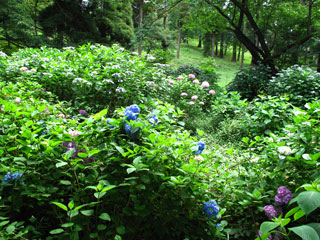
[107,119,115,129]
[41,131,47,135]
[3,172,23,183]
[124,110,137,121]
[216,223,222,228]
[126,104,140,114]
[195,141,205,155]
[203,200,219,217]
[124,123,140,139]
[148,115,158,126]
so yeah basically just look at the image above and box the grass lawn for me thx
[168,39,252,88]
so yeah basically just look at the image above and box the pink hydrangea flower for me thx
[189,74,196,79]
[194,156,204,161]
[201,81,210,88]
[15,97,21,104]
[209,90,216,95]
[176,76,184,80]
[191,95,198,100]
[188,101,195,105]
[168,79,175,84]
[193,80,200,84]
[181,92,188,96]
[44,108,49,113]
[199,102,205,105]
[68,130,80,137]
[19,67,28,72]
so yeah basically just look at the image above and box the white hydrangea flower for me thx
[278,146,292,155]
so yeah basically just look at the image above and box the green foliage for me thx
[0,79,223,239]
[258,179,320,240]
[227,64,272,101]
[266,65,320,107]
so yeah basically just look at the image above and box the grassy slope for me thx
[168,39,252,88]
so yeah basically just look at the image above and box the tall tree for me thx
[202,0,315,73]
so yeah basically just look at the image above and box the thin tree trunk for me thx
[177,27,182,59]
[211,32,215,58]
[34,0,39,36]
[237,45,241,61]
[240,23,246,69]
[138,0,144,57]
[224,43,228,56]
[219,32,224,58]
[231,41,237,61]
[197,36,202,48]
[215,42,218,55]
[317,53,320,73]
[163,0,167,29]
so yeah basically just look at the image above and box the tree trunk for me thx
[197,36,202,48]
[163,0,167,29]
[215,42,218,56]
[219,32,224,58]
[231,41,237,61]
[34,0,39,36]
[138,0,144,57]
[317,52,320,73]
[176,27,182,59]
[211,32,215,58]
[224,43,228,56]
[240,22,246,69]
[237,45,241,61]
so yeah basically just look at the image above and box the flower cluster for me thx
[79,109,87,116]
[263,186,292,219]
[124,104,141,139]
[148,115,158,126]
[195,141,205,155]
[263,205,280,219]
[3,172,23,183]
[203,200,219,217]
[275,186,293,205]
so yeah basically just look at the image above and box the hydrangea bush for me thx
[0,79,224,239]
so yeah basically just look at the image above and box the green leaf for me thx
[68,200,74,210]
[285,206,300,218]
[94,192,106,199]
[6,224,15,234]
[294,210,306,221]
[297,191,320,215]
[148,133,156,143]
[282,218,291,227]
[78,152,88,158]
[56,161,68,168]
[50,228,65,234]
[93,108,108,119]
[80,209,94,216]
[61,222,74,228]
[97,224,107,231]
[127,168,136,174]
[99,213,111,221]
[114,235,122,240]
[260,221,280,234]
[101,185,116,193]
[60,180,72,185]
[116,226,126,235]
[51,202,68,211]
[307,223,320,237]
[0,221,10,227]
[289,225,320,240]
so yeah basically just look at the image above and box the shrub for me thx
[0,79,224,239]
[168,65,220,88]
[227,64,272,101]
[266,65,320,107]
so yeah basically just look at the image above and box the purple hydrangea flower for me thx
[79,109,87,116]
[275,186,292,205]
[195,141,205,155]
[203,200,219,217]
[263,205,280,219]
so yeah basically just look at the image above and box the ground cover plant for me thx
[1,44,320,240]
